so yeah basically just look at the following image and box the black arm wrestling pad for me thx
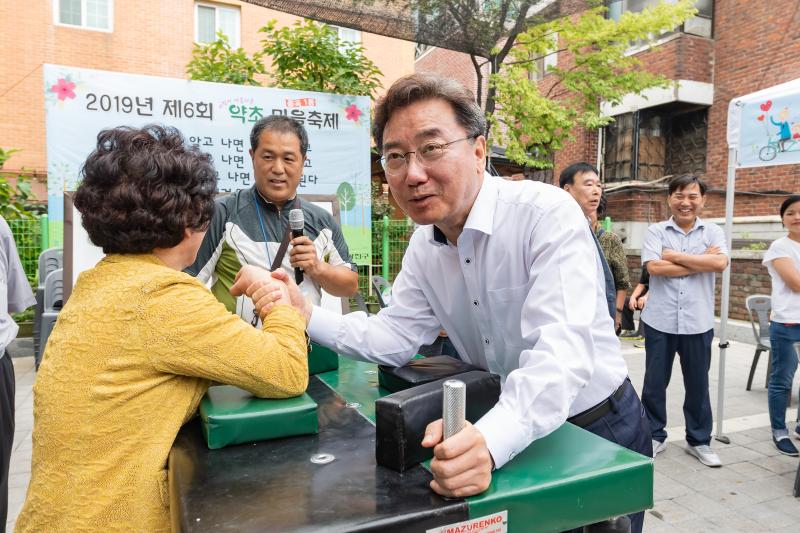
[378,355,481,393]
[375,370,501,472]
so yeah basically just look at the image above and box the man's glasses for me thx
[380,134,479,176]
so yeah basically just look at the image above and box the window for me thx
[55,0,113,31]
[195,2,240,47]
[607,0,713,39]
[528,34,558,82]
[603,106,708,182]
[331,25,362,53]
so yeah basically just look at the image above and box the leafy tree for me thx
[186,32,267,86]
[187,21,382,98]
[344,0,695,167]
[0,148,34,220]
[260,19,382,98]
[491,0,697,167]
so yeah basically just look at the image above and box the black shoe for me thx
[774,435,799,456]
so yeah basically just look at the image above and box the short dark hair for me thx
[249,115,309,157]
[668,174,707,196]
[74,125,217,254]
[372,73,486,152]
[780,195,800,218]
[559,162,599,189]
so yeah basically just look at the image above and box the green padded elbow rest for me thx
[199,385,319,449]
[308,342,339,375]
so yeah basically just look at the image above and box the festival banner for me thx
[44,64,372,264]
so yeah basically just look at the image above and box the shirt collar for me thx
[253,186,298,213]
[430,172,496,246]
[666,215,705,234]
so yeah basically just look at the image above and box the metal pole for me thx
[382,214,389,281]
[715,146,737,444]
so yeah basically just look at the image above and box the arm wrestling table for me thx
[169,356,653,532]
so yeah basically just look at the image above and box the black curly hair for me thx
[73,125,217,254]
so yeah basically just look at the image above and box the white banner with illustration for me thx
[736,93,800,168]
[43,64,372,264]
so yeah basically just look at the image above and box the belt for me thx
[567,379,628,429]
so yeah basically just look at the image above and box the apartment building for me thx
[415,0,799,245]
[0,0,415,198]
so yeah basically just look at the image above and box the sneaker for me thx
[619,330,643,340]
[685,444,722,467]
[794,423,800,439]
[652,439,667,457]
[773,435,799,456]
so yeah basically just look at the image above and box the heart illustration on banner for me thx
[757,114,765,121]
[760,101,772,111]
[794,133,800,139]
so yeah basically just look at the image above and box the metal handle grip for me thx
[442,379,466,440]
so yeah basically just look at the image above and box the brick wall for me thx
[0,0,415,184]
[606,1,800,223]
[626,249,771,322]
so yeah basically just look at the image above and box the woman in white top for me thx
[763,195,800,456]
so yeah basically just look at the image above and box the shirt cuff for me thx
[474,403,532,470]
[307,305,344,347]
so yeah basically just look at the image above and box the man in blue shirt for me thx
[641,175,728,467]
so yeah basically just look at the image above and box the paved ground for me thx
[6,334,800,532]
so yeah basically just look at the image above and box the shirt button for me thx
[484,338,490,344]
[473,300,479,306]
[465,258,471,264]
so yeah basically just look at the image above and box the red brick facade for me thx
[415,0,800,221]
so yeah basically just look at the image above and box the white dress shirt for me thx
[308,176,628,469]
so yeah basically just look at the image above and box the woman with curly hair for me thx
[15,125,309,532]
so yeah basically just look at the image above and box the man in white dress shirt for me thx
[248,74,651,532]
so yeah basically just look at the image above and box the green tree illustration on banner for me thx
[337,181,356,225]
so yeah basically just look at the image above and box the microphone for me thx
[442,379,466,440]
[288,208,304,285]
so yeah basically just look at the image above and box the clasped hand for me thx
[421,419,493,498]
[230,265,311,323]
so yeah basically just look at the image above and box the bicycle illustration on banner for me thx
[756,100,800,161]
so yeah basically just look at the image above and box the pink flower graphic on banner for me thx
[50,78,76,101]
[345,104,363,122]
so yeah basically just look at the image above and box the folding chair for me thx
[371,275,392,308]
[745,295,772,391]
[37,268,63,368]
[34,248,63,360]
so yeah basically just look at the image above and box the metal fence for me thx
[355,218,415,301]
[8,216,44,285]
[7,213,413,309]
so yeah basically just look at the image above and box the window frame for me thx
[607,0,714,39]
[194,1,241,48]
[53,0,114,33]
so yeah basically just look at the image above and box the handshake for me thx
[229,265,312,325]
